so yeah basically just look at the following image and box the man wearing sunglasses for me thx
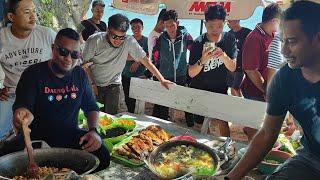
[0,28,110,172]
[83,13,173,115]
[0,0,56,141]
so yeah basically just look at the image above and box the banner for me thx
[112,0,284,20]
[164,0,283,20]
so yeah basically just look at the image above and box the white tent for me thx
[112,0,286,20]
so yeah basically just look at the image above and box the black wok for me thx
[143,140,221,179]
[0,147,99,179]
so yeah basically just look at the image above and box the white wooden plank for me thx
[129,78,266,129]
[201,117,211,134]
[134,99,145,115]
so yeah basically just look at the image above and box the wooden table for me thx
[95,112,263,180]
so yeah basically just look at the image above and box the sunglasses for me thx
[56,46,82,59]
[109,32,127,41]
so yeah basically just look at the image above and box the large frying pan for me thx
[0,142,99,179]
[143,140,221,179]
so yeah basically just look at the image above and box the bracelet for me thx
[197,59,204,66]
[89,127,99,134]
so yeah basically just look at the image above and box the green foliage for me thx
[41,0,52,5]
[40,10,54,27]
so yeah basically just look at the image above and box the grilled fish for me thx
[140,129,164,145]
[146,125,172,141]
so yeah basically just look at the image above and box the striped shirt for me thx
[267,33,284,69]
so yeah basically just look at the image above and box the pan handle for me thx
[31,140,51,149]
[0,175,12,180]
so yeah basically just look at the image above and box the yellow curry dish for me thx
[153,145,216,179]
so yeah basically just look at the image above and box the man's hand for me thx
[130,62,140,73]
[212,47,225,59]
[79,130,102,152]
[200,48,215,64]
[0,87,9,101]
[13,108,34,132]
[160,79,175,90]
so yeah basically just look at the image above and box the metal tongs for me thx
[217,137,234,161]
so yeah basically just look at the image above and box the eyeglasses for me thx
[56,46,81,59]
[109,31,127,41]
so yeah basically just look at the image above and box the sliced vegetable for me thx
[277,134,296,155]
[99,115,113,127]
[113,118,136,131]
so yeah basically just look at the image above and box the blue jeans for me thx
[0,94,15,141]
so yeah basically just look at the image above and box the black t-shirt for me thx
[81,19,107,41]
[229,27,251,72]
[267,64,320,158]
[189,32,238,94]
[13,62,98,146]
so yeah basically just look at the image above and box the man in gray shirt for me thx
[83,14,173,115]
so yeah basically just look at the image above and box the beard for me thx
[51,60,74,76]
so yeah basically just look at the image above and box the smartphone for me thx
[204,42,216,52]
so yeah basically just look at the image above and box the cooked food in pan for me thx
[153,145,215,179]
[13,167,71,180]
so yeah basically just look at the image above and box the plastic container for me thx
[257,150,292,174]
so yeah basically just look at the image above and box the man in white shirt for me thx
[0,0,56,140]
[148,9,166,63]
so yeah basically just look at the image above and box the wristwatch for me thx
[197,59,204,66]
[89,127,99,134]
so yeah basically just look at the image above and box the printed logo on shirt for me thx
[2,48,44,73]
[203,58,224,72]
[71,93,77,99]
[44,85,79,102]
[56,95,62,101]
[44,85,79,94]
[48,95,54,102]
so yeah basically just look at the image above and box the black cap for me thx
[92,0,105,8]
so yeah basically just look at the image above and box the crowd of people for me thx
[0,0,320,179]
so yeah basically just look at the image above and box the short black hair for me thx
[262,3,282,23]
[108,13,130,32]
[163,10,178,22]
[55,28,80,42]
[92,0,105,8]
[7,0,22,13]
[205,5,227,22]
[283,1,320,39]
[157,9,166,22]
[130,18,143,26]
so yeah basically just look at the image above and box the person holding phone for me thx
[187,5,237,136]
